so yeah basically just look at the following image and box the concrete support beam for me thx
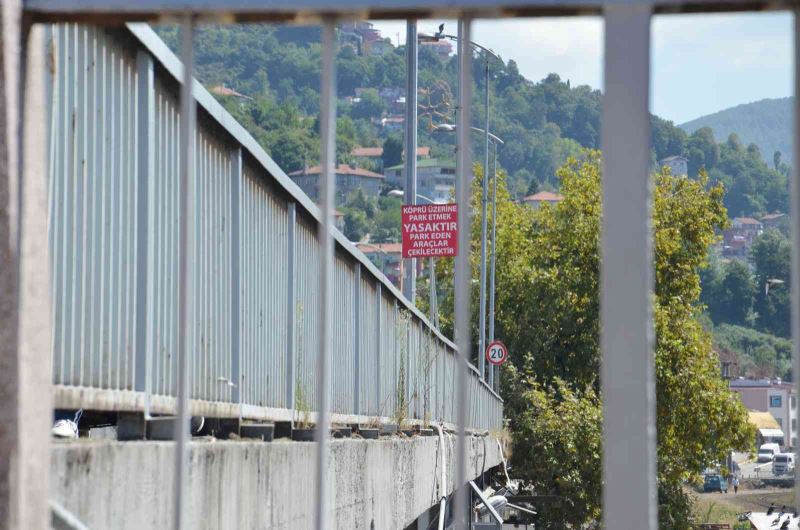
[0,16,52,529]
[50,435,502,530]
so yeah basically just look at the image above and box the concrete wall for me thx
[51,434,502,529]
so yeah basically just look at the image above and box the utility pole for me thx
[488,143,498,389]
[478,56,490,381]
[403,20,418,303]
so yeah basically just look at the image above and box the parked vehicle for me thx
[772,453,795,476]
[703,474,728,493]
[757,443,781,463]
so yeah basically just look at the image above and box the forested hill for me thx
[680,97,793,165]
[155,24,789,218]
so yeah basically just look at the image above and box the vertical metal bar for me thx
[230,147,241,405]
[488,143,497,389]
[376,283,382,413]
[1,21,52,530]
[354,263,361,415]
[174,15,195,530]
[403,20,418,303]
[286,202,296,410]
[601,6,656,530]
[429,257,436,327]
[135,50,153,397]
[792,10,800,508]
[454,17,472,529]
[314,18,337,530]
[479,58,489,381]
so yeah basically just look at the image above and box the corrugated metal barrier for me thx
[46,22,503,431]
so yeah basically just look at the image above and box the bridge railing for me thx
[46,22,503,431]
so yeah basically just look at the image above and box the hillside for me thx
[155,23,789,218]
[680,97,793,165]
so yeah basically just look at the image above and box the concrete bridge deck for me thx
[51,434,503,529]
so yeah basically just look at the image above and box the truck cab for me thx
[758,443,781,463]
[772,453,795,476]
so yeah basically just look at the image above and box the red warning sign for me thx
[401,203,459,259]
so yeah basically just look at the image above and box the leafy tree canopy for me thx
[429,152,752,528]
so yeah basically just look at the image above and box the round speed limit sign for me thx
[485,340,508,366]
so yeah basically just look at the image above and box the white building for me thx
[384,158,457,203]
[730,378,797,448]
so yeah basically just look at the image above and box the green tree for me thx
[382,135,403,169]
[435,152,752,528]
[750,229,791,337]
[342,209,369,242]
[351,88,385,120]
[371,196,402,243]
[708,260,755,326]
[686,127,720,176]
[504,375,602,528]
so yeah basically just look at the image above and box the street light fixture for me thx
[433,123,505,146]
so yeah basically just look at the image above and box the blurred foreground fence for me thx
[46,22,503,431]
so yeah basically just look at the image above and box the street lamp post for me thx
[433,122,503,382]
[488,142,498,389]
[421,27,501,380]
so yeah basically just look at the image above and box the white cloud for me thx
[370,13,792,124]
[473,18,603,89]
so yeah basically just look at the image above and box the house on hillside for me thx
[722,217,763,259]
[338,21,385,56]
[355,242,403,288]
[364,38,393,56]
[209,84,253,106]
[384,158,456,203]
[351,146,430,173]
[520,191,564,209]
[421,39,453,59]
[379,115,405,132]
[659,155,688,176]
[761,212,787,232]
[289,164,384,204]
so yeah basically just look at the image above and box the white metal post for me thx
[313,18,337,530]
[135,51,153,398]
[791,9,800,508]
[174,14,196,530]
[454,17,473,530]
[230,147,241,406]
[601,6,656,530]
[0,20,52,530]
[429,257,437,327]
[286,202,296,410]
[404,20,418,303]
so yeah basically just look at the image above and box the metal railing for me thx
[3,0,793,528]
[45,22,503,432]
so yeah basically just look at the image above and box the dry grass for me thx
[692,487,795,527]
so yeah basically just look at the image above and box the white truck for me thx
[773,453,795,476]
[757,442,781,463]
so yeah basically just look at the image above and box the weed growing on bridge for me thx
[393,310,410,429]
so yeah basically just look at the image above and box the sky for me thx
[370,12,792,124]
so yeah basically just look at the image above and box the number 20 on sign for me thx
[486,340,508,366]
